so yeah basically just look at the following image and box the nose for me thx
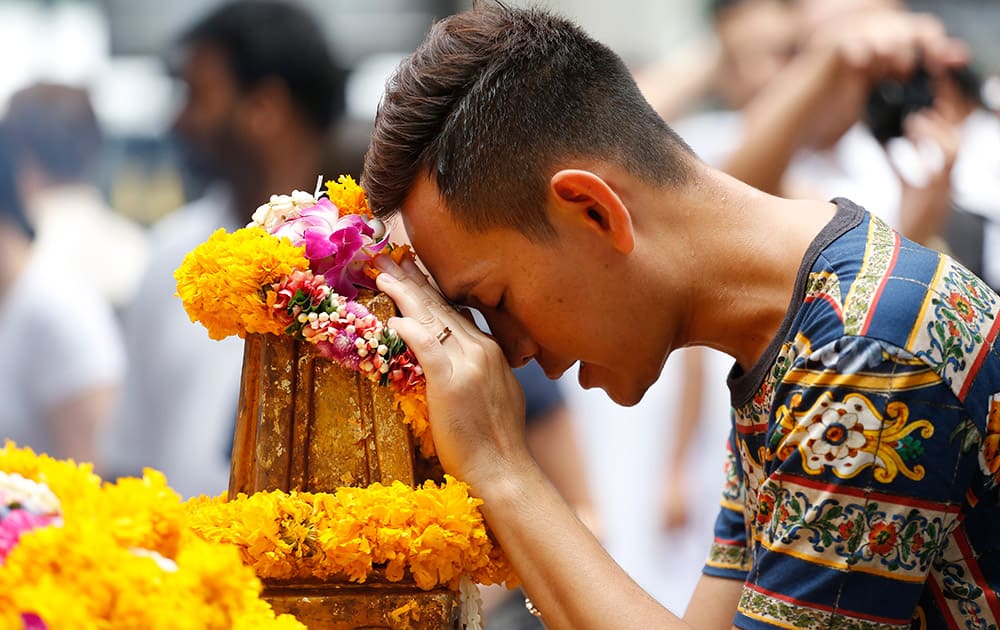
[484,312,538,368]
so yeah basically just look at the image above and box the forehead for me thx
[399,174,504,300]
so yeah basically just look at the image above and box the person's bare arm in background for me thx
[48,385,118,469]
[661,348,706,531]
[724,10,968,196]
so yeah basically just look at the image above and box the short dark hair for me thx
[5,83,101,183]
[363,4,694,239]
[179,0,345,130]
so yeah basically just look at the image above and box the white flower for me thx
[247,190,319,232]
[130,548,179,573]
[0,472,61,514]
[458,575,483,630]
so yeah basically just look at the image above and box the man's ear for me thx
[550,169,635,254]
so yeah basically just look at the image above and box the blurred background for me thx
[1,0,998,625]
[0,0,995,234]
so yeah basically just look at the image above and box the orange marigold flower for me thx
[0,444,301,629]
[325,174,371,218]
[395,389,434,458]
[175,227,309,340]
[184,476,516,591]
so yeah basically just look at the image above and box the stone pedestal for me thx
[229,291,458,629]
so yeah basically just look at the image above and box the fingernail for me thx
[373,255,394,271]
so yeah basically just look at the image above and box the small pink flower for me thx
[270,269,332,325]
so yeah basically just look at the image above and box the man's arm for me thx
[375,257,693,629]
[684,575,743,630]
[480,463,690,629]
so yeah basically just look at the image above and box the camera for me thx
[864,66,935,144]
[864,64,983,144]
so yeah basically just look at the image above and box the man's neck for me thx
[666,166,837,371]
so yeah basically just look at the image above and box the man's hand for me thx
[893,107,961,246]
[373,254,532,492]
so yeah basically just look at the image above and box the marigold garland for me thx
[0,443,303,629]
[184,476,517,592]
[175,226,309,340]
[175,176,436,455]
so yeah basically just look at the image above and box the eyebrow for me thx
[442,277,482,307]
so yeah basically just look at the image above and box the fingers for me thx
[374,255,480,338]
[829,11,969,82]
[905,109,960,171]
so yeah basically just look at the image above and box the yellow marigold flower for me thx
[325,174,371,217]
[0,445,303,629]
[174,227,309,340]
[184,476,516,591]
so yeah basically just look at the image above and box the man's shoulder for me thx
[802,210,982,349]
[798,215,1000,404]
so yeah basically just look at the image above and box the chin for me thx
[580,363,650,407]
[603,385,645,407]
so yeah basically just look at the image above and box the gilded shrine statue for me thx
[175,178,513,629]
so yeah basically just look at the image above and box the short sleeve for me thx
[704,426,753,580]
[735,336,974,629]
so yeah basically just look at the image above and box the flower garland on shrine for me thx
[174,175,513,609]
[174,175,435,455]
[185,477,516,591]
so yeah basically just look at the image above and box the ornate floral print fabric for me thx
[704,200,1000,629]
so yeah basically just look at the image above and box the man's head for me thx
[171,0,344,183]
[364,4,693,240]
[366,5,698,404]
[5,83,101,190]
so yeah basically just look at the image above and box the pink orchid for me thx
[270,198,340,243]
[271,202,390,299]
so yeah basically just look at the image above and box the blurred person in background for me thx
[640,1,989,613]
[0,123,124,468]
[105,0,349,497]
[4,82,148,311]
[645,0,798,161]
[728,0,964,247]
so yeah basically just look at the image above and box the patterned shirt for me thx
[704,199,1000,629]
